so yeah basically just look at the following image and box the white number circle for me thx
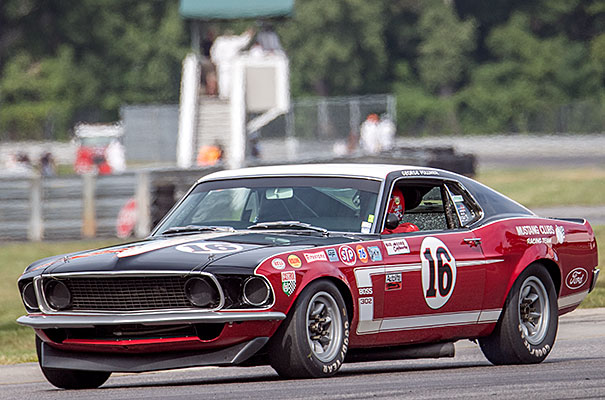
[421,237,457,309]
[175,242,244,254]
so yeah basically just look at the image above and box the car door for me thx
[375,179,487,346]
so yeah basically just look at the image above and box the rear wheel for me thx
[36,337,111,389]
[268,280,349,378]
[479,264,558,365]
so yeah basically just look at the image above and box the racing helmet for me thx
[387,187,405,221]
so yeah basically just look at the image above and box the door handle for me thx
[463,238,482,247]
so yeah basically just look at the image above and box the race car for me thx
[17,164,599,389]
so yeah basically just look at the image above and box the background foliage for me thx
[1,0,605,139]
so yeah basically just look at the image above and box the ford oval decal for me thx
[565,267,588,290]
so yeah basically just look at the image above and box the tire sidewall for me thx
[504,264,558,363]
[292,280,350,377]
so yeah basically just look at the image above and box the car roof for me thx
[199,164,440,182]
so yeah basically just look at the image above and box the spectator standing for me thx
[210,28,255,99]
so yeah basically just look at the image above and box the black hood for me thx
[25,231,360,277]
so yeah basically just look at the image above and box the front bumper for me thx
[39,336,269,372]
[17,310,286,329]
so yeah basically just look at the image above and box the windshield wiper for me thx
[247,221,328,235]
[161,225,235,235]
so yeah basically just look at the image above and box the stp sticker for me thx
[356,245,369,263]
[303,251,328,263]
[287,254,302,268]
[338,245,357,266]
[281,271,296,296]
[271,258,286,270]
[565,267,588,289]
[325,248,339,262]
[383,239,411,255]
[421,237,457,309]
[385,272,402,291]
[174,242,244,254]
[367,246,382,262]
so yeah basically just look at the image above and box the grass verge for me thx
[0,240,121,364]
[476,167,605,208]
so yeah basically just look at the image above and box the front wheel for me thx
[268,280,349,378]
[479,264,558,365]
[36,337,111,389]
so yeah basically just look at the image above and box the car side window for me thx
[445,182,482,226]
[383,182,452,233]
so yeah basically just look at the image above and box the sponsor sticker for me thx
[174,242,244,254]
[367,246,382,262]
[385,272,402,291]
[281,271,296,296]
[565,267,588,290]
[360,221,372,234]
[555,225,565,244]
[325,248,339,262]
[359,287,373,295]
[303,251,328,263]
[287,254,302,268]
[271,258,286,270]
[515,225,556,236]
[368,214,375,223]
[338,245,357,266]
[383,239,411,255]
[356,245,369,263]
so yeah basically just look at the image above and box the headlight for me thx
[185,277,220,308]
[44,280,72,310]
[21,281,39,311]
[242,276,271,306]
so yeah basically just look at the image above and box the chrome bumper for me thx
[17,310,286,329]
[589,268,600,293]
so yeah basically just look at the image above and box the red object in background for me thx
[116,198,137,238]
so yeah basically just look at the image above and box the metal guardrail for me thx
[0,167,220,242]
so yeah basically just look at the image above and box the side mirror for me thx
[385,213,399,230]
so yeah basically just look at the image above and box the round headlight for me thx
[185,277,220,308]
[243,276,270,307]
[44,280,72,310]
[22,282,39,311]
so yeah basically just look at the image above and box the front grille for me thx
[62,276,194,311]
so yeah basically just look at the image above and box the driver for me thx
[381,187,419,234]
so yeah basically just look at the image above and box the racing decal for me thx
[117,235,234,258]
[325,248,340,262]
[360,221,372,234]
[358,287,373,295]
[175,242,244,254]
[555,225,566,244]
[338,245,357,266]
[400,169,439,176]
[287,254,302,268]
[514,224,565,245]
[281,271,296,296]
[367,246,382,262]
[421,237,457,310]
[385,273,402,291]
[367,214,375,223]
[303,251,328,263]
[565,267,588,290]
[356,245,369,263]
[383,238,410,255]
[271,258,286,270]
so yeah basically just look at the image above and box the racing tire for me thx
[479,263,558,365]
[36,337,111,389]
[268,280,349,378]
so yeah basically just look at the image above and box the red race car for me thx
[18,164,599,389]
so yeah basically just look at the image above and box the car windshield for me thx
[154,176,381,234]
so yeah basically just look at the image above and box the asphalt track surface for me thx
[1,308,604,400]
